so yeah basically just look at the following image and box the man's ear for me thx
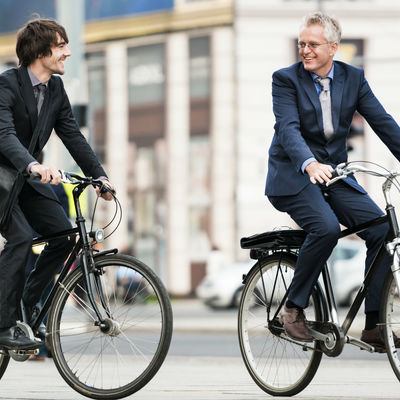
[330,41,339,57]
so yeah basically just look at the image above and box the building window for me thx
[87,52,106,163]
[128,43,165,146]
[188,36,211,280]
[127,43,166,277]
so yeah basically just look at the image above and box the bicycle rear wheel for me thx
[47,254,173,399]
[238,252,323,396]
[0,351,10,380]
[381,270,400,379]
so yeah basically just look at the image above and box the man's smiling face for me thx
[298,24,338,77]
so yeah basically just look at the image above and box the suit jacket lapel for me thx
[331,61,344,134]
[17,66,38,130]
[298,64,324,135]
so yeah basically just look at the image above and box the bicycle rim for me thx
[48,254,173,399]
[238,253,322,396]
[381,272,400,380]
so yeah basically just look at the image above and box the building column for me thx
[210,27,236,265]
[105,42,129,250]
[166,33,190,295]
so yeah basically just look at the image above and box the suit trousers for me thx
[268,180,390,313]
[0,182,74,328]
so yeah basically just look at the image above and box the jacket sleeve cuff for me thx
[301,157,316,174]
[26,161,39,174]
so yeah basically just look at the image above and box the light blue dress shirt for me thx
[301,64,335,173]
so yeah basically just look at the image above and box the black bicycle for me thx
[0,171,173,399]
[238,161,400,396]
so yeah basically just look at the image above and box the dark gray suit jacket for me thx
[0,66,106,201]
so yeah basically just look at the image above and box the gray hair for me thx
[300,12,342,43]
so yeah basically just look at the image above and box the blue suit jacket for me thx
[265,61,400,196]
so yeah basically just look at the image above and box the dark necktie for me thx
[316,78,334,139]
[35,83,47,115]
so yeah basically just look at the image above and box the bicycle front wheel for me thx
[47,254,173,399]
[238,253,323,396]
[381,270,400,380]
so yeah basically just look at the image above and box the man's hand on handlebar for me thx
[95,179,116,201]
[30,163,61,185]
[305,161,334,185]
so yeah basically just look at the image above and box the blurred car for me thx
[328,238,366,306]
[196,239,366,309]
[195,260,254,309]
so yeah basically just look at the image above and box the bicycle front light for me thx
[90,228,105,243]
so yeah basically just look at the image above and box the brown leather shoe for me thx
[280,305,313,342]
[361,326,400,351]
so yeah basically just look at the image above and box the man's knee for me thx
[316,220,340,238]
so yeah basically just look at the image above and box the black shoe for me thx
[24,303,46,340]
[0,326,43,350]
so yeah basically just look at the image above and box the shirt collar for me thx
[27,67,48,87]
[310,63,335,82]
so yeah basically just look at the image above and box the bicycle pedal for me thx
[359,345,386,354]
[13,349,38,355]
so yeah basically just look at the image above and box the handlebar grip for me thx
[330,169,340,180]
[29,172,42,180]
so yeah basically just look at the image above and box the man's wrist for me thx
[301,157,317,174]
[26,161,39,173]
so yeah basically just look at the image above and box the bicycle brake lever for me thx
[60,170,75,184]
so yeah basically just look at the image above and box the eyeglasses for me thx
[297,42,330,50]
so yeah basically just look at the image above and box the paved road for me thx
[1,299,399,399]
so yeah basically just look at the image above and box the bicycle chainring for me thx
[313,321,345,357]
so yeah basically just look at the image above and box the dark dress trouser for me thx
[0,182,74,328]
[268,180,390,313]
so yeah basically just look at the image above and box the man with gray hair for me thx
[265,12,400,348]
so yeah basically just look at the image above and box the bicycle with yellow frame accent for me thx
[0,171,173,400]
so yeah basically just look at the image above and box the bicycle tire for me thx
[238,252,323,396]
[0,351,10,380]
[47,253,173,399]
[380,269,400,380]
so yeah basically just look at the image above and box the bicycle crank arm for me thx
[346,335,375,353]
[308,327,331,342]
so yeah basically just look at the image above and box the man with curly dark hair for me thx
[0,18,115,350]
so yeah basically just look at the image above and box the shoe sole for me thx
[0,342,43,351]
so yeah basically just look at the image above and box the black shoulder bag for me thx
[0,106,46,230]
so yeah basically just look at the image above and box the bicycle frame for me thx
[27,181,115,333]
[248,177,400,352]
[323,214,394,336]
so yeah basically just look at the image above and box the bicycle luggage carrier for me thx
[240,229,306,250]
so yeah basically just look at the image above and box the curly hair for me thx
[300,12,342,43]
[16,18,69,67]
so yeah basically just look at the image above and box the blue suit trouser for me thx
[268,181,390,313]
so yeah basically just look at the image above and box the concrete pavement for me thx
[1,355,400,399]
[1,299,398,399]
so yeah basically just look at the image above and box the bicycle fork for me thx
[80,248,111,327]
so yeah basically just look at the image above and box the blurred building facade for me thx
[1,0,400,295]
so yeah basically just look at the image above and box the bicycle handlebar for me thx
[326,162,400,187]
[28,170,115,195]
